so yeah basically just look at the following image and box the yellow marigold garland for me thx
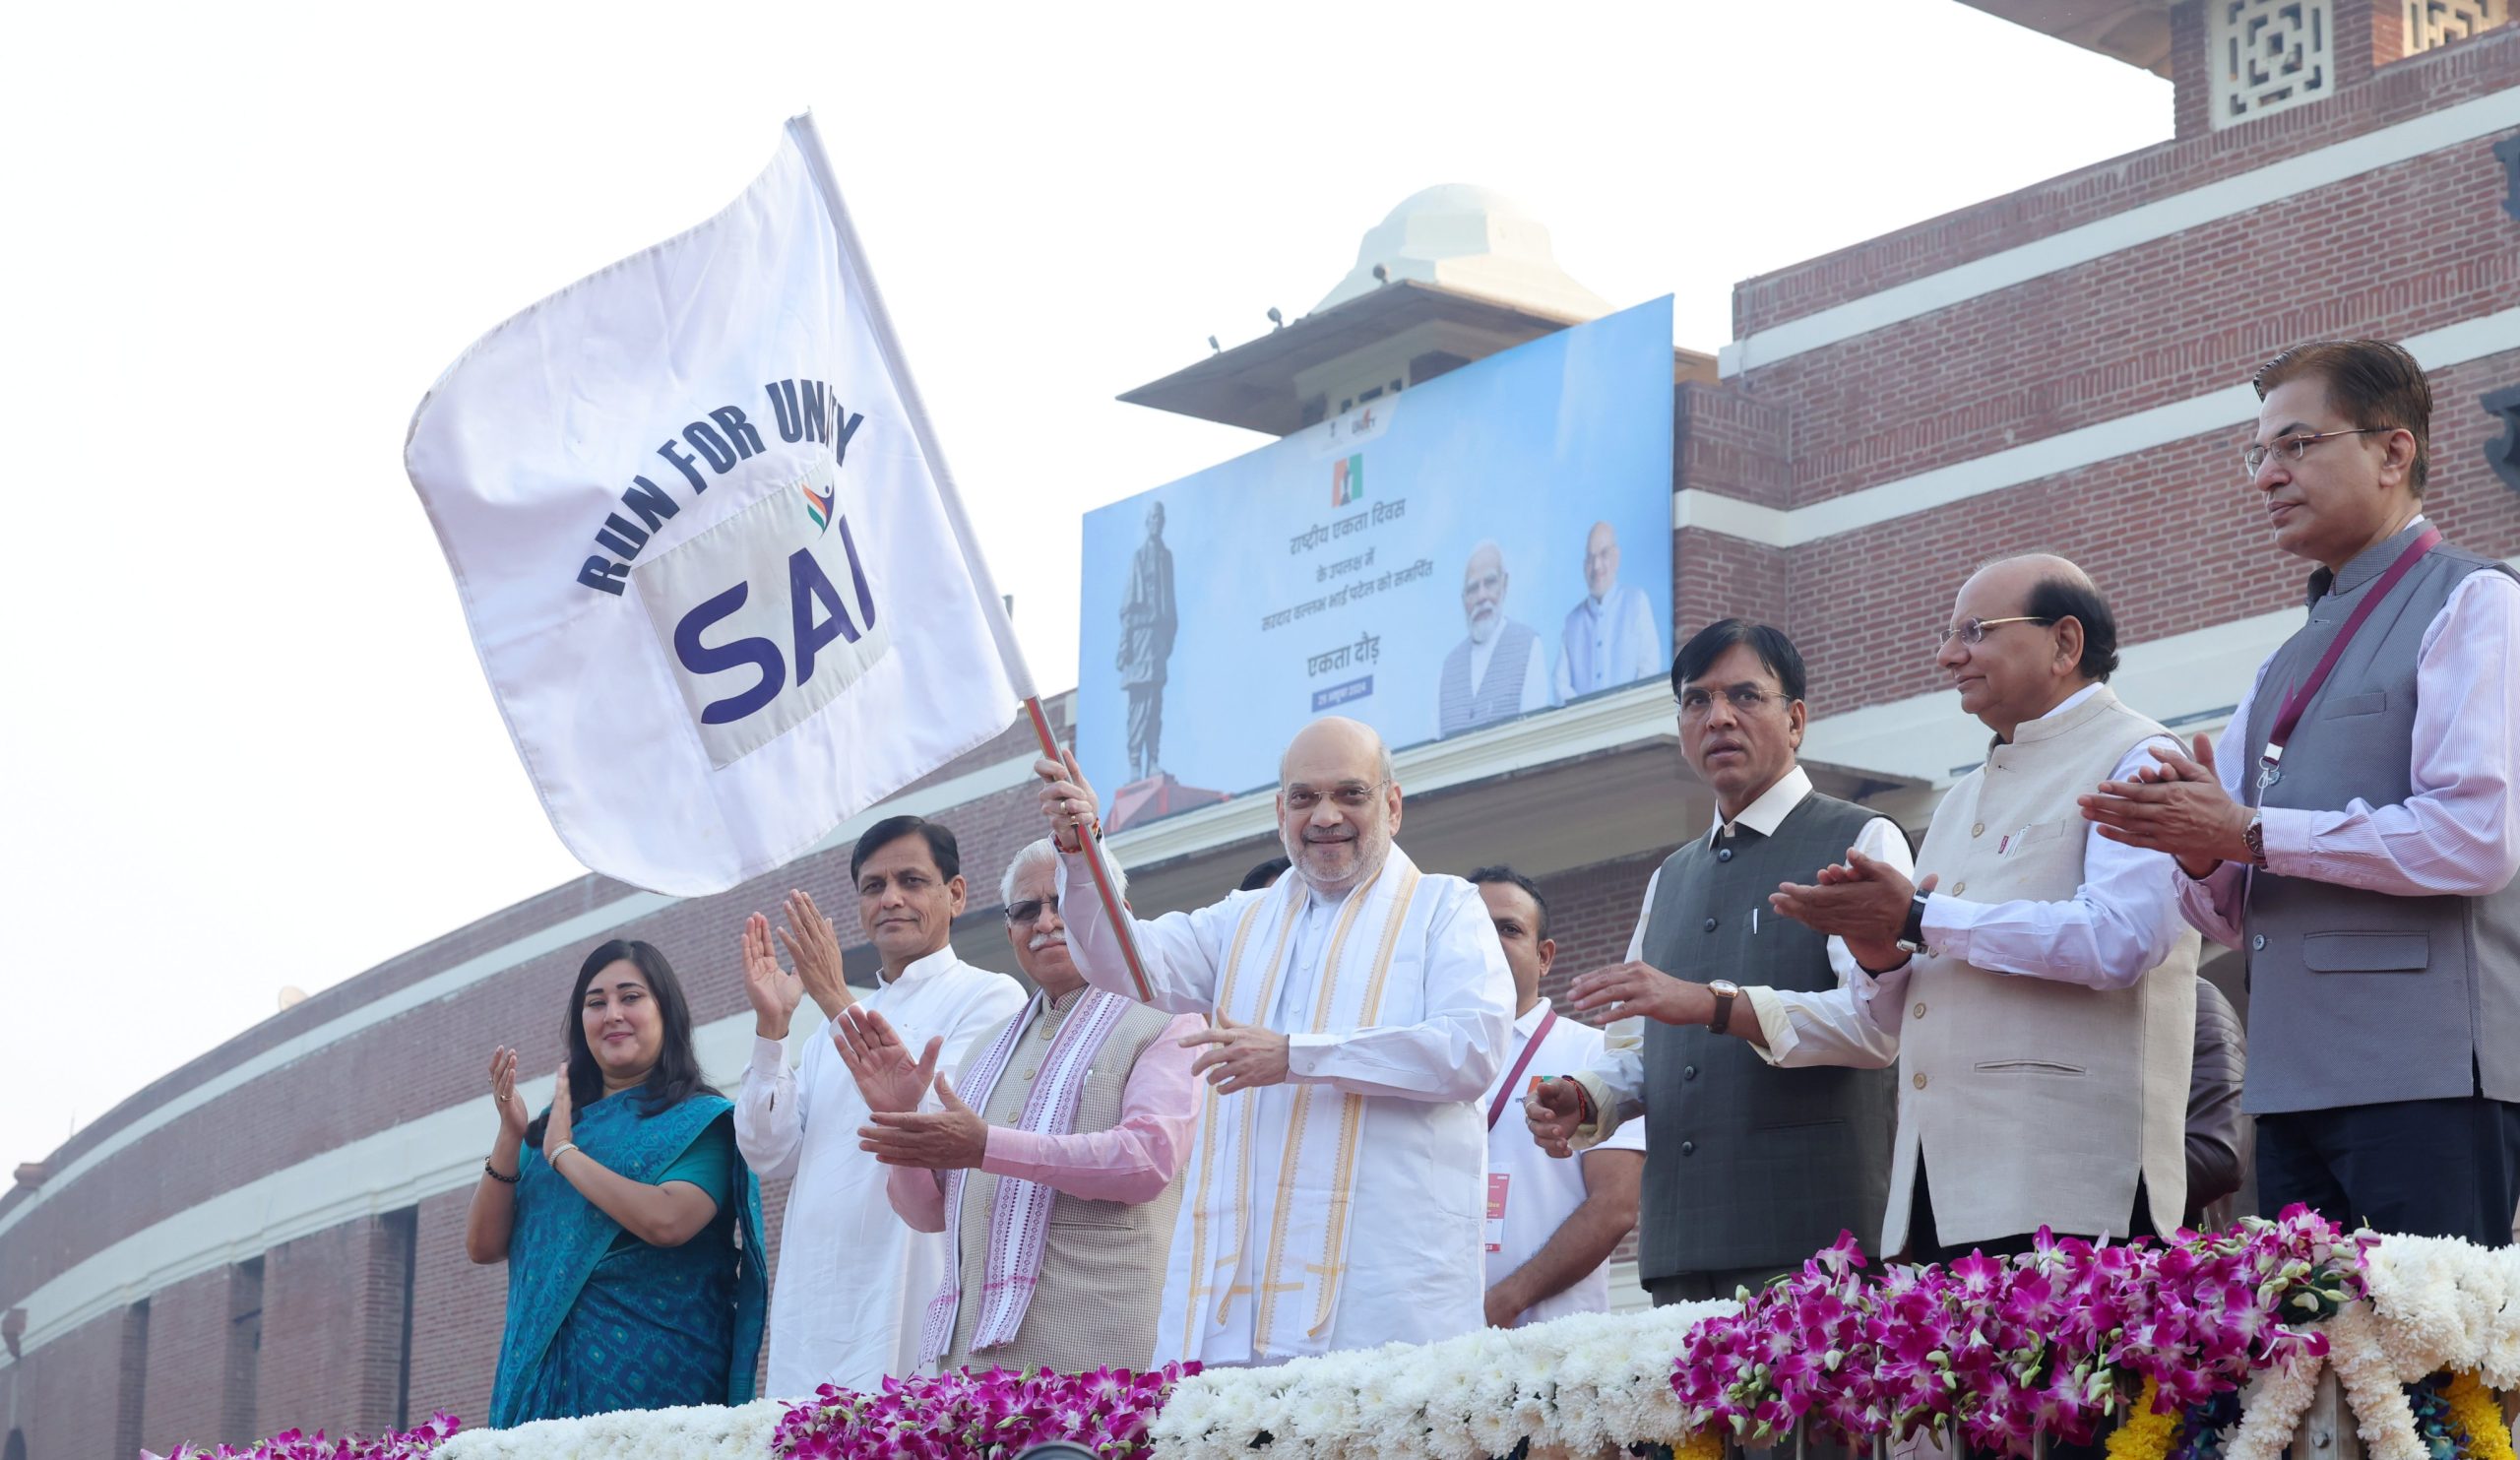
[2106,1377,2182,1460]
[1673,1428,1726,1460]
[2445,1371,2515,1460]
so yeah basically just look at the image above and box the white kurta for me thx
[1058,844,1513,1365]
[734,945,1026,1398]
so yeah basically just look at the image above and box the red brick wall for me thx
[136,1269,234,1453]
[253,1215,410,1440]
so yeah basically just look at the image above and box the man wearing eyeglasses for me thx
[833,838,1203,1374]
[2083,339,2520,1247]
[1031,717,1515,1365]
[1525,618,1906,1301]
[1767,559,2199,1264]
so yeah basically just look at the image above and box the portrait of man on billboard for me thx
[1438,540,1552,738]
[1117,499,1176,781]
[1554,520,1664,700]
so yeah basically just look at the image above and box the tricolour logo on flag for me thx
[404,117,1030,895]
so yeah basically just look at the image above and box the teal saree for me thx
[489,1090,767,1427]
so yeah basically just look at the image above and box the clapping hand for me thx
[1180,1010,1291,1094]
[831,1004,943,1114]
[775,889,853,1020]
[1525,1077,1586,1159]
[488,1047,529,1142]
[2080,734,2253,878]
[1770,853,1933,970]
[857,1072,988,1171]
[541,1064,574,1159]
[741,913,805,1040]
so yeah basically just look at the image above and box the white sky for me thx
[0,2,2168,1172]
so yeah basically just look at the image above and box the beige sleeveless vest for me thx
[1883,685,2197,1254]
[935,996,1184,1374]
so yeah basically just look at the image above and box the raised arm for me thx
[465,1046,531,1264]
[1036,748,1238,1014]
[733,913,808,1179]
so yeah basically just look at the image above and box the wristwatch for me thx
[2242,814,2267,867]
[1706,979,1739,1032]
[1898,893,1930,952]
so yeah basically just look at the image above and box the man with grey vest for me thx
[1770,559,2198,1262]
[1525,619,1906,1301]
[2084,339,2520,1246]
[1437,540,1552,737]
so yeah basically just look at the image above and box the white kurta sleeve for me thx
[1742,815,1911,1068]
[1057,849,1244,1015]
[734,1028,812,1181]
[1285,878,1515,1102]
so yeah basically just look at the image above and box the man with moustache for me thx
[1033,717,1515,1365]
[733,816,1027,1394]
[2085,340,2520,1245]
[1438,540,1552,737]
[1469,865,1644,1327]
[1554,522,1665,701]
[833,839,1204,1374]
[1768,558,2198,1262]
[1526,620,1906,1301]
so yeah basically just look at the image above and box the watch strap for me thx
[1899,893,1929,951]
[1708,987,1735,1032]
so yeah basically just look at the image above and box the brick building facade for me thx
[5,6,2514,1453]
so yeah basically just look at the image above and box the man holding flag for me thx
[1033,718,1515,1365]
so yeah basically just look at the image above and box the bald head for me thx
[1276,717,1402,896]
[1939,553,2119,737]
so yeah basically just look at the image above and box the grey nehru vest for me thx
[1636,789,1898,1278]
[2241,519,2520,1113]
[1438,620,1541,737]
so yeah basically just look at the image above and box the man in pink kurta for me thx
[835,839,1201,1374]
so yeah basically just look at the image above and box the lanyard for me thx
[2259,526,2439,791]
[1486,1009,1557,1130]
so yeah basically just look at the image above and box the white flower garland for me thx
[434,1398,788,1460]
[1148,1300,1732,1460]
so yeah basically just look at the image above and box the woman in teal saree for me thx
[467,938,766,1427]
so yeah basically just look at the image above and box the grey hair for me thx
[999,836,1125,907]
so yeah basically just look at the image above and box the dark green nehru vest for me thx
[1636,790,1899,1279]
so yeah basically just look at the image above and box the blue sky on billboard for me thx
[1078,299,1676,818]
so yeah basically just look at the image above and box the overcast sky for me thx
[0,2,2169,1171]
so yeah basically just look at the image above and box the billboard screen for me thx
[1077,295,1675,827]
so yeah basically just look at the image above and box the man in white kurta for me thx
[1036,717,1514,1365]
[733,816,1026,1396]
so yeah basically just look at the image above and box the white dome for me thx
[1313,184,1613,319]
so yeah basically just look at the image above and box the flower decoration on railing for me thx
[1670,1207,2372,1459]
[148,1413,461,1460]
[770,1362,1197,1460]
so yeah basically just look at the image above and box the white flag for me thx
[406,116,1030,895]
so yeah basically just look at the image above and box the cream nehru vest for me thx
[1883,685,2197,1255]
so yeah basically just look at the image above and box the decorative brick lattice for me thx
[2405,0,2509,51]
[2210,0,2335,128]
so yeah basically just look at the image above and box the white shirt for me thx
[1480,997,1645,1326]
[2178,557,2520,943]
[1058,848,1514,1360]
[1752,685,2189,1069]
[735,944,1026,1397]
[1554,583,1664,700]
[1575,768,1912,1116]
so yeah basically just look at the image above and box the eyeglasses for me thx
[1936,615,2053,649]
[2243,427,2390,476]
[1678,685,1789,720]
[1004,895,1060,925]
[1283,782,1385,812]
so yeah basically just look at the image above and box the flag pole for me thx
[785,112,1154,1004]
